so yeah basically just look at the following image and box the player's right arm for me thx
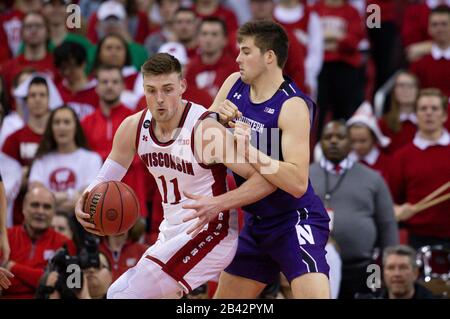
[74,112,142,234]
[209,72,242,125]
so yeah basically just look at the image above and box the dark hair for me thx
[415,88,448,113]
[200,16,227,36]
[93,34,131,69]
[35,105,89,158]
[141,53,182,77]
[54,41,87,69]
[28,76,49,95]
[384,71,419,133]
[382,245,418,269]
[430,4,450,17]
[95,64,123,80]
[237,20,289,68]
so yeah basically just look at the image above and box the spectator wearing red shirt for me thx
[193,0,239,38]
[379,71,419,154]
[312,0,366,137]
[82,65,150,218]
[410,5,450,98]
[273,0,324,97]
[185,17,238,106]
[98,231,148,281]
[54,41,99,121]
[0,0,43,64]
[0,186,76,299]
[390,88,450,249]
[172,7,199,62]
[1,12,57,104]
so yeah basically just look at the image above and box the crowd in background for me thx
[0,0,449,299]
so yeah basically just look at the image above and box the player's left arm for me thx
[246,97,310,198]
[182,117,276,236]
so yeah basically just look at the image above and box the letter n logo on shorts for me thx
[296,224,315,245]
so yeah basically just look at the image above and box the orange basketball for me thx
[84,181,140,236]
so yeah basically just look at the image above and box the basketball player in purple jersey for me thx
[184,20,331,298]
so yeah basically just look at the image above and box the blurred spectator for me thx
[224,0,252,26]
[0,0,44,63]
[390,88,450,249]
[79,0,103,20]
[144,0,180,56]
[98,230,148,281]
[310,120,398,299]
[0,68,35,149]
[41,0,96,74]
[94,34,144,108]
[357,245,435,299]
[410,5,450,98]
[402,0,450,63]
[313,0,366,137]
[193,0,238,37]
[85,252,113,299]
[91,2,148,70]
[274,0,324,97]
[28,106,102,214]
[0,186,76,299]
[81,65,150,218]
[366,0,402,91]
[185,17,238,106]
[1,12,57,104]
[86,0,151,45]
[172,7,199,61]
[52,211,83,252]
[54,41,99,120]
[378,71,419,154]
[0,172,10,263]
[347,102,392,182]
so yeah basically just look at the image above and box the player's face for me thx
[416,95,448,134]
[236,37,267,84]
[349,125,376,158]
[143,72,186,123]
[52,108,77,148]
[383,255,417,298]
[23,188,55,233]
[321,122,351,163]
[52,215,73,240]
[27,84,49,117]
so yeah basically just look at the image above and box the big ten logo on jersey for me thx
[50,168,76,191]
[182,213,225,264]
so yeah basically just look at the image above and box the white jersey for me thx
[136,101,228,226]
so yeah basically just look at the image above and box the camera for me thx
[36,236,100,299]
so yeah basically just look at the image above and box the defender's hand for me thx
[218,100,242,126]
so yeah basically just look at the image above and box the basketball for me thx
[84,181,140,236]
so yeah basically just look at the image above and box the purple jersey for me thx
[226,77,325,217]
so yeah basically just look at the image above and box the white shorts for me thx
[107,211,238,299]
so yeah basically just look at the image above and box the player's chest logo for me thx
[233,92,241,100]
[264,107,275,114]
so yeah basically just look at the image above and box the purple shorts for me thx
[225,208,330,284]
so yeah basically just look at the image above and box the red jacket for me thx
[401,3,430,47]
[410,53,450,97]
[98,239,148,281]
[379,118,417,155]
[1,226,76,299]
[1,125,42,166]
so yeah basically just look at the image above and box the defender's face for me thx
[143,72,186,123]
[236,36,266,84]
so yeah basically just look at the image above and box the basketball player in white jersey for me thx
[74,53,276,299]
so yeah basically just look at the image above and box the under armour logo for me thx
[233,92,241,100]
[142,135,148,142]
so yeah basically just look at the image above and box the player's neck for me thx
[249,69,284,103]
[154,101,186,139]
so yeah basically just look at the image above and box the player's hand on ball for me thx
[75,191,104,236]
[218,100,242,126]
[182,191,223,238]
